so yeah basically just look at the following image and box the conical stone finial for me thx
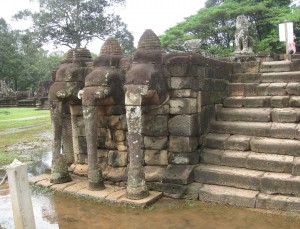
[100,37,123,56]
[65,48,92,63]
[137,29,162,50]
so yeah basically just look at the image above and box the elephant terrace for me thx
[31,27,300,211]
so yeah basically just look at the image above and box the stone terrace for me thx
[196,55,300,212]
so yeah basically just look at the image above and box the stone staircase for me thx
[194,58,300,211]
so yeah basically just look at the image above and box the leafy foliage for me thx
[160,0,299,56]
[14,0,134,53]
[0,18,64,91]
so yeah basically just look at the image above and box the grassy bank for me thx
[0,108,51,166]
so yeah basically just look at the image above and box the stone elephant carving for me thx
[79,37,125,190]
[48,48,92,184]
[124,29,170,199]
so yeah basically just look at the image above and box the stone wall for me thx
[70,51,233,194]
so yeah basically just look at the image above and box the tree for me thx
[0,18,23,90]
[14,0,134,53]
[0,18,64,91]
[160,0,298,56]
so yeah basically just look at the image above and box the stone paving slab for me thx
[29,174,162,208]
[198,184,258,208]
[29,174,50,183]
[257,193,300,212]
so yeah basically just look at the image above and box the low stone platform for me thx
[29,174,163,208]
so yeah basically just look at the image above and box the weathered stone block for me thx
[108,115,127,130]
[113,130,126,142]
[108,150,128,167]
[271,108,300,123]
[203,78,214,91]
[225,135,251,151]
[287,83,300,95]
[202,90,225,106]
[200,148,223,165]
[267,83,287,96]
[250,137,300,156]
[198,184,258,208]
[145,166,166,182]
[168,115,198,136]
[261,172,300,195]
[257,193,300,212]
[169,136,198,153]
[144,136,168,150]
[228,83,244,96]
[292,157,300,176]
[147,182,187,199]
[170,98,197,114]
[142,115,168,136]
[171,77,194,89]
[257,83,270,96]
[184,183,203,200]
[214,79,228,91]
[290,96,300,107]
[244,97,270,107]
[103,166,127,182]
[244,83,257,96]
[168,63,188,77]
[194,164,264,190]
[204,133,230,150]
[142,105,169,115]
[246,153,293,173]
[221,150,250,168]
[170,89,198,98]
[144,150,168,166]
[270,96,289,107]
[168,151,199,165]
[163,165,195,185]
[270,123,296,139]
[116,141,128,152]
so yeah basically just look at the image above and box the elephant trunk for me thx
[124,85,149,200]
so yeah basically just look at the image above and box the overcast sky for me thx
[0,0,204,53]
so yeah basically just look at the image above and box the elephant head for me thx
[124,29,170,200]
[48,48,92,184]
[80,37,125,190]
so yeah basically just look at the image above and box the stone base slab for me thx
[29,174,162,208]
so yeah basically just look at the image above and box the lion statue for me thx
[234,15,253,54]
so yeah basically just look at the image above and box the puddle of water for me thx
[1,135,300,228]
[2,192,300,229]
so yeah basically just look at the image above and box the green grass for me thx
[0,108,51,166]
[0,108,49,120]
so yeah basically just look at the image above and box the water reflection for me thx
[1,146,300,228]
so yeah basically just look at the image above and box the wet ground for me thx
[1,131,300,228]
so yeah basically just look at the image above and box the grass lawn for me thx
[0,107,51,166]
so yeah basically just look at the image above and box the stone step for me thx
[217,107,300,123]
[231,71,300,83]
[200,147,295,173]
[228,82,300,97]
[260,71,300,83]
[259,61,291,73]
[194,164,300,196]
[203,132,300,155]
[223,96,293,108]
[196,183,300,212]
[209,121,300,140]
[216,107,271,122]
